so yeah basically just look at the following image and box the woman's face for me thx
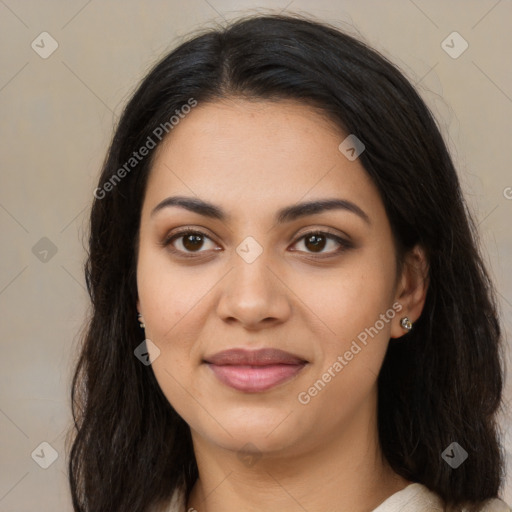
[137,98,408,458]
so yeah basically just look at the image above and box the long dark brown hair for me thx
[67,13,507,512]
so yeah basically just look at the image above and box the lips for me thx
[204,348,307,366]
[203,348,308,393]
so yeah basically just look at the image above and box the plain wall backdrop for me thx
[0,1,511,510]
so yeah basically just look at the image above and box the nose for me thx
[215,251,292,330]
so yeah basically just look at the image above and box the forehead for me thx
[142,98,385,224]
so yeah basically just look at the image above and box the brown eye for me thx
[163,229,218,257]
[292,230,352,257]
[162,228,352,260]
[304,233,327,253]
[182,233,205,252]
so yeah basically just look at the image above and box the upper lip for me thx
[203,348,307,366]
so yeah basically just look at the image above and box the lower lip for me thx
[206,363,306,392]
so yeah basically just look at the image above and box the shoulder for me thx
[372,483,511,512]
[157,483,512,512]
[477,497,512,512]
[372,483,444,511]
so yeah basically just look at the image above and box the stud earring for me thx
[137,313,145,329]
[400,317,413,331]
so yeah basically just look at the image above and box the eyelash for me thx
[160,227,353,260]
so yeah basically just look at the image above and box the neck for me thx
[186,393,410,512]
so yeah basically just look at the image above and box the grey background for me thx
[0,1,511,510]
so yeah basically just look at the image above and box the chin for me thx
[191,406,304,453]
[215,428,299,456]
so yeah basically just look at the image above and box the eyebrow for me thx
[150,195,371,225]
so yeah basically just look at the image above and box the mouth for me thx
[203,348,308,393]
[205,362,307,392]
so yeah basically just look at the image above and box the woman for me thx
[67,13,511,512]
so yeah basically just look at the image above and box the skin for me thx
[136,98,429,512]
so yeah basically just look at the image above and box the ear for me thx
[390,244,429,339]
[136,298,141,315]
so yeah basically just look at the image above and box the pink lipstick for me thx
[203,348,307,393]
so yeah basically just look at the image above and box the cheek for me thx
[296,250,396,399]
[136,249,199,398]
[137,245,210,338]
[297,287,394,429]
[299,255,396,348]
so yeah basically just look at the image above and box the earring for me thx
[137,313,145,329]
[400,317,413,331]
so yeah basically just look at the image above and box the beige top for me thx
[163,482,511,511]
